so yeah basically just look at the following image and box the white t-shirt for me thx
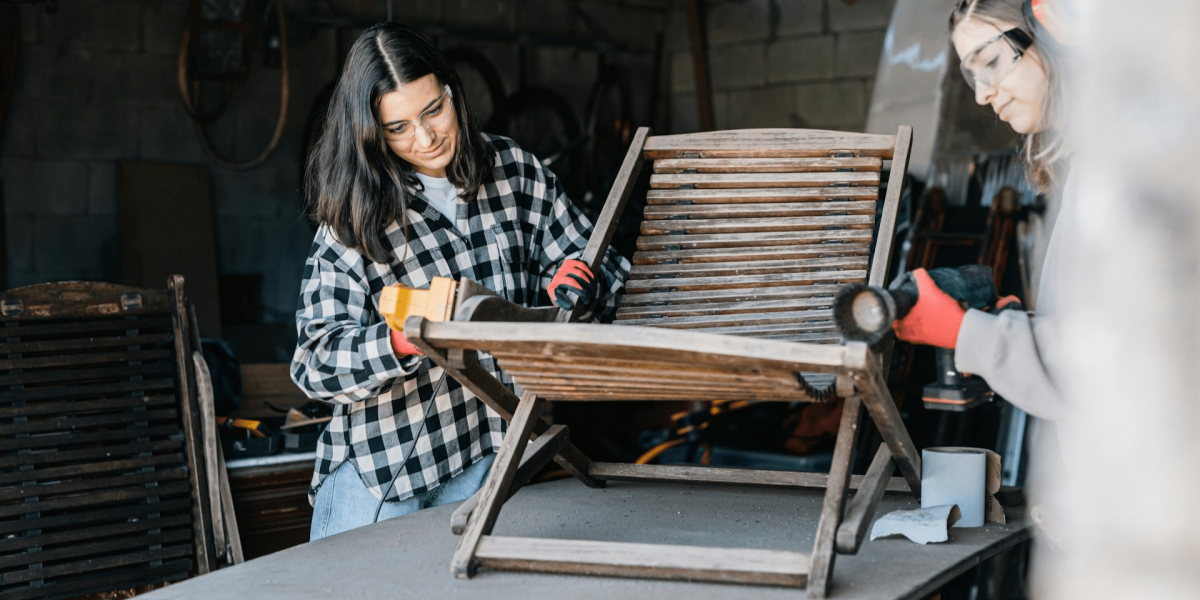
[413,171,461,226]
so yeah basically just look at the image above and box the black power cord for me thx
[372,372,449,523]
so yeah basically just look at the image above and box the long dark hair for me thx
[950,0,1069,193]
[305,23,492,263]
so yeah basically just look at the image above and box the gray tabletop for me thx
[145,478,1029,600]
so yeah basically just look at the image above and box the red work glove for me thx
[390,328,424,357]
[547,259,597,311]
[892,268,966,349]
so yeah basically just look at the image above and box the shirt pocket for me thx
[486,222,527,302]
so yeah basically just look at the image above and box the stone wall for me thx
[0,0,893,350]
[669,0,894,132]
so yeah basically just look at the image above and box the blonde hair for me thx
[951,0,1069,193]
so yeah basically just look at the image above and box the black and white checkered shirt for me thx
[292,134,631,503]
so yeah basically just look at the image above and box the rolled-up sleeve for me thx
[955,308,1066,421]
[290,237,420,404]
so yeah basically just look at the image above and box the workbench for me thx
[142,477,1029,600]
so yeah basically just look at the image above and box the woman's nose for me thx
[413,123,436,148]
[974,82,997,106]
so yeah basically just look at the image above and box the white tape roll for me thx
[921,447,987,528]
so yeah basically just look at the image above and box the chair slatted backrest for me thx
[615,129,897,343]
[463,128,909,404]
[0,281,213,600]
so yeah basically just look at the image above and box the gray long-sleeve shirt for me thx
[955,170,1077,422]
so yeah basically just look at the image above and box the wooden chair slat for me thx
[647,187,877,204]
[0,513,192,555]
[420,321,854,372]
[0,467,188,502]
[0,438,183,469]
[0,407,178,436]
[650,172,880,189]
[532,388,816,402]
[643,200,877,220]
[636,229,873,250]
[0,332,173,354]
[631,243,872,266]
[3,545,195,585]
[681,322,840,339]
[625,270,866,293]
[620,285,840,307]
[1,561,193,600]
[652,156,882,174]
[501,367,801,390]
[617,297,835,319]
[0,498,193,537]
[0,349,173,372]
[616,309,833,330]
[0,530,193,571]
[640,214,874,236]
[0,480,193,518]
[628,256,868,279]
[0,423,183,452]
[0,362,175,387]
[0,377,176,404]
[643,128,896,159]
[0,394,175,419]
[652,170,878,188]
[0,315,172,338]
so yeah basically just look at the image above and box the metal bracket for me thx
[120,292,143,311]
[1,299,22,317]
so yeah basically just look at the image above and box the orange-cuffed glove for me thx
[390,328,424,357]
[892,268,967,349]
[547,259,597,311]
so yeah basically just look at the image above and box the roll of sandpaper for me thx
[921,447,987,528]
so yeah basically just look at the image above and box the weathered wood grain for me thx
[475,536,810,587]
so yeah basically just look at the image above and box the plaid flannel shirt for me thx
[292,134,631,503]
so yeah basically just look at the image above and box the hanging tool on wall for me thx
[177,0,289,170]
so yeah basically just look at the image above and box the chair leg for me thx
[407,327,604,488]
[451,391,545,579]
[451,424,569,535]
[808,395,863,599]
[854,355,922,499]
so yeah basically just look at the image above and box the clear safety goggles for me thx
[959,29,1033,91]
[384,85,454,142]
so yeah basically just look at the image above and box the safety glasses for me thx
[959,29,1033,91]
[383,85,454,142]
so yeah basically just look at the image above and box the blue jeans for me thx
[309,454,496,541]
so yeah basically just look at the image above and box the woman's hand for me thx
[390,328,424,357]
[892,269,967,349]
[547,259,597,311]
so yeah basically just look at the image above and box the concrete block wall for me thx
[0,0,892,331]
[0,0,331,326]
[668,0,894,133]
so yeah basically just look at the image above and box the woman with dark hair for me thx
[292,23,630,540]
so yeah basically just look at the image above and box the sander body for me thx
[833,265,1001,411]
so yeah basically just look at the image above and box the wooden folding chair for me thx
[0,278,240,599]
[407,127,918,598]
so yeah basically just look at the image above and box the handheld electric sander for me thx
[832,265,1001,410]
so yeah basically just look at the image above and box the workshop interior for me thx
[0,0,1196,599]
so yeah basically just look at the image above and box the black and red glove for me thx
[547,259,597,311]
[892,268,967,349]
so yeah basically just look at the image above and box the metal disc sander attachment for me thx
[832,283,898,347]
